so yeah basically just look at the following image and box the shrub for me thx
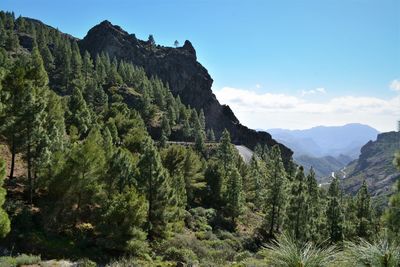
[234,251,252,262]
[0,254,41,267]
[341,238,400,266]
[77,258,97,267]
[262,234,338,267]
[163,247,198,264]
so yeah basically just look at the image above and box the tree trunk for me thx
[9,134,16,179]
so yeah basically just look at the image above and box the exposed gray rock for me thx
[79,21,292,163]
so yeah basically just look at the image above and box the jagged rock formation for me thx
[342,131,400,202]
[79,20,292,162]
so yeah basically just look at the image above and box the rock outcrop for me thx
[79,20,292,162]
[342,131,400,201]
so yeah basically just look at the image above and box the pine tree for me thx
[161,114,171,138]
[225,167,244,227]
[47,128,106,228]
[217,129,236,175]
[245,155,266,208]
[199,109,206,130]
[261,145,287,242]
[66,87,92,137]
[207,128,216,142]
[355,180,374,240]
[0,58,28,179]
[261,145,287,239]
[0,157,10,237]
[137,140,174,240]
[161,145,187,226]
[326,177,344,243]
[106,148,137,194]
[305,168,323,242]
[183,148,205,207]
[101,187,149,255]
[285,166,308,242]
[5,29,19,52]
[148,34,155,46]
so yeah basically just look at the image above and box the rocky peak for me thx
[179,40,196,59]
[79,20,293,163]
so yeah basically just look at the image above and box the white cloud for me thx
[255,84,262,89]
[390,79,400,91]
[301,87,326,96]
[214,87,400,132]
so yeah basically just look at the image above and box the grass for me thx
[0,254,41,267]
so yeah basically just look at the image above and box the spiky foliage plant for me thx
[341,238,400,267]
[262,234,338,267]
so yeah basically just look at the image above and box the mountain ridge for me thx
[78,20,293,162]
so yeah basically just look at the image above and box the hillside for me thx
[342,131,400,202]
[78,20,292,162]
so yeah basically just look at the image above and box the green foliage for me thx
[138,140,175,240]
[261,145,288,240]
[0,158,10,237]
[0,254,41,267]
[326,177,344,243]
[262,234,338,267]
[342,238,400,267]
[355,180,374,240]
[285,166,308,242]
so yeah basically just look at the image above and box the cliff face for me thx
[79,21,292,162]
[342,132,400,200]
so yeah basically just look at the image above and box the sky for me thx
[1,0,399,131]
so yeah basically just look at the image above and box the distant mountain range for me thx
[264,123,380,179]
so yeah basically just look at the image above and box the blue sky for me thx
[1,0,399,131]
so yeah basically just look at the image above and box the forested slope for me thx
[0,11,398,266]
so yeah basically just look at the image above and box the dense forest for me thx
[0,11,399,266]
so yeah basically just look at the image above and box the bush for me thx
[234,251,252,262]
[0,254,41,267]
[77,258,97,267]
[163,247,198,264]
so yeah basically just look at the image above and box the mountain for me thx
[295,154,353,181]
[341,131,400,203]
[21,19,292,163]
[267,123,379,159]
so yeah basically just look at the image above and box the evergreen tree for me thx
[199,109,206,131]
[0,58,28,179]
[355,180,374,240]
[66,87,92,137]
[101,187,149,256]
[225,167,244,227]
[261,145,287,239]
[285,166,308,242]
[161,114,171,138]
[106,148,137,195]
[305,168,323,242]
[137,140,174,240]
[148,34,155,46]
[183,148,205,207]
[5,29,19,52]
[245,155,266,208]
[47,128,106,229]
[161,145,187,226]
[326,177,344,243]
[207,128,216,142]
